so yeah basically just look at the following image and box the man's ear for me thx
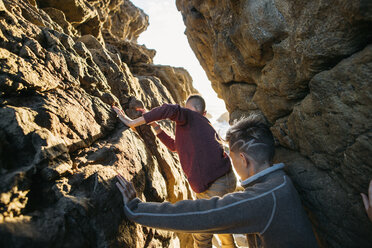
[203,111,207,116]
[239,153,249,168]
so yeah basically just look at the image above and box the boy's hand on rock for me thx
[361,180,372,222]
[116,173,136,205]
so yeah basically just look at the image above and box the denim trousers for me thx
[193,170,238,248]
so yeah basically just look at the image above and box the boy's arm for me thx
[143,104,188,125]
[150,123,176,152]
[116,174,272,234]
[124,193,272,234]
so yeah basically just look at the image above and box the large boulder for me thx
[0,0,196,247]
[176,0,372,247]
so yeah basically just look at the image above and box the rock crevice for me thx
[177,0,372,247]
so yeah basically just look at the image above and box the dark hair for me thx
[225,114,275,166]
[186,94,206,114]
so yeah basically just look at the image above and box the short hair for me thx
[186,94,206,114]
[225,114,275,166]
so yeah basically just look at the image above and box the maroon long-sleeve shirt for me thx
[143,104,231,193]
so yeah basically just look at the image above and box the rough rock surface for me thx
[176,0,372,247]
[0,0,196,247]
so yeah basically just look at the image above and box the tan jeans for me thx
[193,170,238,248]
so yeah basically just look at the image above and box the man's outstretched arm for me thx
[143,104,188,125]
[113,104,188,128]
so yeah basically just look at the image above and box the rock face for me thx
[0,0,196,247]
[176,0,372,247]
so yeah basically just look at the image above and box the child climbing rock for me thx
[113,95,237,248]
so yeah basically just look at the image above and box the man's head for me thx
[185,95,206,115]
[225,114,275,180]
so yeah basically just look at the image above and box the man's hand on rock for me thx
[116,173,136,205]
[112,106,132,126]
[361,180,372,222]
[112,106,146,129]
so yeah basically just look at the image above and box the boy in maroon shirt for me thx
[113,95,237,248]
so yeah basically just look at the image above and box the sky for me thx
[130,0,227,120]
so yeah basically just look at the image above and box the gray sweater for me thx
[124,163,318,248]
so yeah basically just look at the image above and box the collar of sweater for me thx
[240,163,285,188]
